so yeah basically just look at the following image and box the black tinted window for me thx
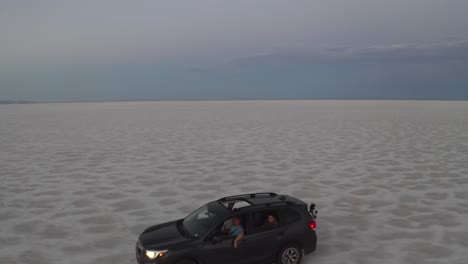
[277,208,301,226]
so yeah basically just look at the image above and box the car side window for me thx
[277,208,301,226]
[251,210,280,234]
[209,213,249,241]
[196,208,210,219]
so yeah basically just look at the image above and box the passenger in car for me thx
[262,214,279,229]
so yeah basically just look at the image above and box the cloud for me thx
[349,40,468,63]
[232,40,468,67]
[2,40,468,102]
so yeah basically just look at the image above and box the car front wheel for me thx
[277,244,302,264]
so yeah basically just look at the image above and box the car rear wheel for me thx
[277,244,302,264]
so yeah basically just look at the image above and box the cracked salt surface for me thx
[1,100,467,264]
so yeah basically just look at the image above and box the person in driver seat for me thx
[225,216,244,248]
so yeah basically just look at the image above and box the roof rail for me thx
[219,192,277,202]
[233,201,294,212]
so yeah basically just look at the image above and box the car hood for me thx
[139,220,190,250]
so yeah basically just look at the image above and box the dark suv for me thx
[136,193,318,264]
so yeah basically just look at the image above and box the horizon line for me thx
[1,98,468,105]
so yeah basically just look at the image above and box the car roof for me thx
[217,193,306,213]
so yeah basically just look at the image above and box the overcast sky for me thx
[1,0,468,101]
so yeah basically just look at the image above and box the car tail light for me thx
[308,221,317,230]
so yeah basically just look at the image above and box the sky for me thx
[1,0,468,101]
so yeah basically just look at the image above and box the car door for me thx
[200,213,250,264]
[236,211,283,264]
[200,237,239,264]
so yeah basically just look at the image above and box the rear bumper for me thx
[303,230,317,255]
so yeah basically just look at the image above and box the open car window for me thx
[251,208,300,234]
[252,210,280,234]
[209,213,250,240]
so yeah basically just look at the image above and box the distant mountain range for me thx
[0,100,34,104]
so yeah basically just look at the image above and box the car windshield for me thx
[182,204,224,239]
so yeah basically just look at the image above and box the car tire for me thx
[277,244,303,264]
